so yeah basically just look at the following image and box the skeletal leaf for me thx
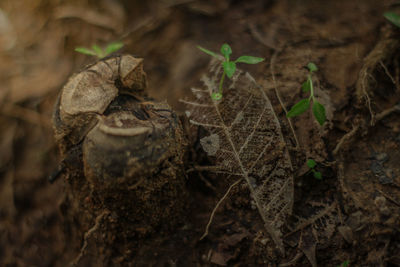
[200,134,220,156]
[299,228,317,267]
[182,60,294,253]
[287,201,338,267]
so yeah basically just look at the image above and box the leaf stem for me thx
[309,74,314,99]
[219,69,226,95]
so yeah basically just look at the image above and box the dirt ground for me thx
[1,0,400,266]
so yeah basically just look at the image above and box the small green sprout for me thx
[384,12,400,28]
[337,260,349,267]
[197,43,264,100]
[307,159,322,180]
[75,42,124,59]
[287,62,326,126]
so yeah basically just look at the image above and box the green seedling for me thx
[197,43,264,100]
[307,159,322,180]
[75,42,124,59]
[287,62,326,126]
[337,260,349,267]
[384,12,400,28]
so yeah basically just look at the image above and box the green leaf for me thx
[235,55,264,64]
[307,159,316,169]
[312,101,326,125]
[220,43,232,60]
[223,61,236,78]
[313,171,322,180]
[302,78,312,92]
[286,99,310,117]
[307,62,318,72]
[197,46,219,58]
[384,12,400,28]
[211,92,222,100]
[105,42,124,55]
[92,45,104,57]
[74,47,97,56]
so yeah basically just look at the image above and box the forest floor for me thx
[0,0,400,266]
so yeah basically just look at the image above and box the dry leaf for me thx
[183,60,294,253]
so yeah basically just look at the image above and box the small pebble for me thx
[370,161,383,174]
[375,153,388,162]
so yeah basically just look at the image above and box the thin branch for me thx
[270,48,300,148]
[200,179,242,240]
[377,189,400,207]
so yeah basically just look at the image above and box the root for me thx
[199,179,242,240]
[375,103,400,121]
[333,103,399,156]
[355,29,400,125]
[359,71,376,125]
[379,60,396,85]
[333,124,360,156]
[70,210,110,266]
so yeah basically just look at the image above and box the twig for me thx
[198,172,217,192]
[333,124,360,156]
[279,252,303,267]
[199,179,242,240]
[270,47,300,149]
[377,189,400,207]
[70,210,110,266]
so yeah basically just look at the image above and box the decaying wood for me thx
[53,55,188,264]
[54,55,147,155]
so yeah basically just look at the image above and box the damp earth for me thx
[0,1,400,266]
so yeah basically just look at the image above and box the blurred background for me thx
[0,0,393,266]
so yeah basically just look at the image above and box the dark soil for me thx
[1,0,400,266]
